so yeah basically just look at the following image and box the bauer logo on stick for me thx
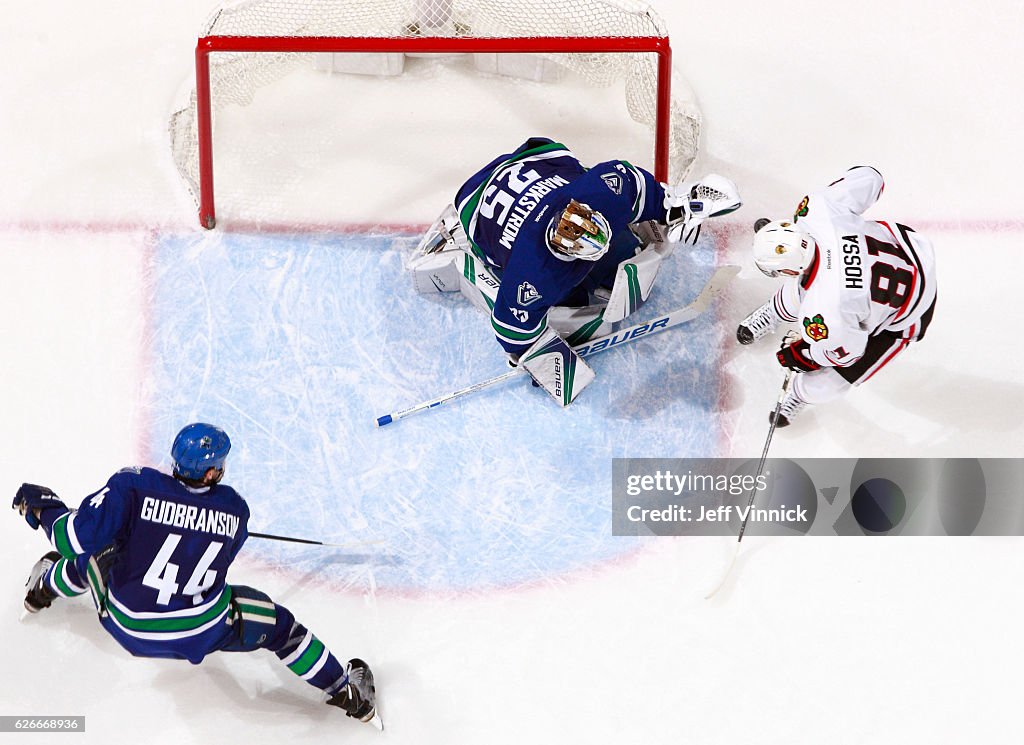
[803,314,829,341]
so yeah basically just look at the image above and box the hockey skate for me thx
[23,551,61,614]
[737,300,782,345]
[769,389,809,428]
[327,658,382,731]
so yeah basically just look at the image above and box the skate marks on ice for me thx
[148,230,725,592]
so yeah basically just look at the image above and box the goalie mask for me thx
[752,219,815,278]
[546,200,611,262]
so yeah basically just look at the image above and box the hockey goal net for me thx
[169,0,702,229]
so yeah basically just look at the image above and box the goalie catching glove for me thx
[663,174,742,245]
[508,327,595,407]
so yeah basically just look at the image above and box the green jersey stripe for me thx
[108,606,230,642]
[289,637,326,676]
[491,316,547,343]
[50,559,85,597]
[85,556,107,615]
[107,588,232,632]
[51,513,76,560]
[236,602,276,619]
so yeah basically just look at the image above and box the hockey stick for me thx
[704,369,794,600]
[375,264,740,426]
[250,531,384,550]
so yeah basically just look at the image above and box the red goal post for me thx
[173,1,700,229]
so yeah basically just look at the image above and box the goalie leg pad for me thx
[457,252,502,314]
[602,244,670,323]
[410,250,463,294]
[520,327,596,407]
[546,305,611,345]
[409,204,475,294]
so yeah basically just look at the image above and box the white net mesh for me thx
[169,0,701,220]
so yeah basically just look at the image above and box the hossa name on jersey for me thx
[46,466,250,663]
[454,137,667,354]
[775,166,937,369]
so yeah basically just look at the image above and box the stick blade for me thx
[704,542,740,600]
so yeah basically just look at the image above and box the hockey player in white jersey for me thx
[737,166,937,426]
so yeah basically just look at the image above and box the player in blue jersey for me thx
[12,423,382,730]
[408,137,740,404]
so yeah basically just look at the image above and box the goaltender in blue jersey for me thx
[408,137,741,406]
[13,423,382,730]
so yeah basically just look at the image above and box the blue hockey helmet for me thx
[546,199,611,262]
[171,423,231,483]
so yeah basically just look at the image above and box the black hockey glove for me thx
[13,483,68,530]
[776,335,820,373]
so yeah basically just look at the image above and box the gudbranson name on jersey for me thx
[139,496,241,538]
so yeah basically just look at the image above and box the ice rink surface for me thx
[2,1,1024,743]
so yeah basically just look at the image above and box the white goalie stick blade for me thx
[704,543,740,600]
[374,265,739,426]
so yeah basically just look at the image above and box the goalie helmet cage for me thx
[170,0,702,229]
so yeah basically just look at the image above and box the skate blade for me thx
[364,710,384,732]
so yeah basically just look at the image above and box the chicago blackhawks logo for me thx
[795,196,809,219]
[803,314,828,341]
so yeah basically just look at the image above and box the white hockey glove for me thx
[663,174,742,245]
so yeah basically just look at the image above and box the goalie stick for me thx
[375,264,740,426]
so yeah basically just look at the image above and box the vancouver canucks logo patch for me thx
[517,281,542,306]
[601,173,623,195]
[795,196,809,219]
[803,313,828,342]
